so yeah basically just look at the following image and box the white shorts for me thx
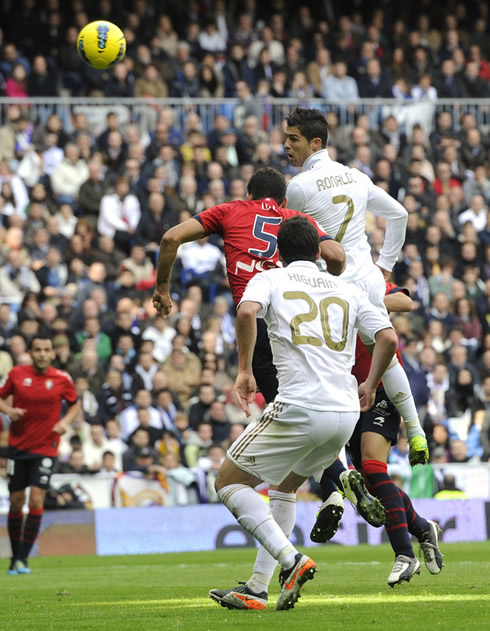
[226,400,359,486]
[352,266,387,343]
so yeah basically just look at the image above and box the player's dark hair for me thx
[247,167,286,205]
[286,108,329,147]
[28,335,54,350]
[277,216,319,265]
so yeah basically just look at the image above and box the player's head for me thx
[285,108,329,167]
[277,216,319,265]
[246,167,286,206]
[29,335,55,372]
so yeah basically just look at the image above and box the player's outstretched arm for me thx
[234,300,260,416]
[384,292,413,313]
[358,327,398,412]
[152,218,207,316]
[320,239,345,276]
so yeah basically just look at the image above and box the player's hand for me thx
[152,287,172,316]
[53,421,68,435]
[376,265,391,281]
[9,407,27,422]
[358,382,376,412]
[234,371,257,417]
[408,435,429,467]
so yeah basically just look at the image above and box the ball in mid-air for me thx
[77,21,126,69]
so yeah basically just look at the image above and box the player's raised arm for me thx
[366,181,408,280]
[153,218,207,316]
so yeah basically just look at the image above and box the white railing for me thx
[1,97,489,137]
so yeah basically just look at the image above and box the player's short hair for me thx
[286,108,329,147]
[277,216,319,264]
[247,167,286,205]
[29,335,54,350]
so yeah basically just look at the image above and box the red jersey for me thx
[0,365,78,457]
[196,198,331,306]
[351,282,407,387]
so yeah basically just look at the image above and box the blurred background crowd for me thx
[0,0,489,505]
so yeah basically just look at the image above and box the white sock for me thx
[248,490,296,594]
[381,358,425,439]
[217,484,297,564]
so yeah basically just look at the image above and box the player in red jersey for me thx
[152,167,345,402]
[315,284,443,587]
[0,335,80,575]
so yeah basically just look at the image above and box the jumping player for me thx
[284,108,429,533]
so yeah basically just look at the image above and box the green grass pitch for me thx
[1,542,488,631]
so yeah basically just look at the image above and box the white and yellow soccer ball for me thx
[77,20,126,69]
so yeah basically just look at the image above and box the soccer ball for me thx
[77,21,126,69]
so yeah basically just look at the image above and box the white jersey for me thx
[286,150,408,282]
[239,261,393,411]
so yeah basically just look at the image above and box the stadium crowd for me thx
[0,0,490,506]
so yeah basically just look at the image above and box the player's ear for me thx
[246,193,253,201]
[279,196,288,208]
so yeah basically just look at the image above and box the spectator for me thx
[0,250,40,303]
[82,424,111,472]
[50,144,89,206]
[193,444,226,503]
[104,62,134,98]
[122,429,157,472]
[462,61,489,98]
[461,128,488,171]
[119,389,162,441]
[161,347,201,409]
[28,55,57,97]
[96,370,133,423]
[357,58,393,98]
[128,407,163,448]
[184,421,213,468]
[97,177,141,253]
[57,448,90,475]
[171,61,201,98]
[323,61,359,101]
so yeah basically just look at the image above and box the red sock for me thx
[18,508,43,561]
[361,460,414,558]
[7,510,24,559]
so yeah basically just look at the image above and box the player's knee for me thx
[28,487,46,509]
[9,490,26,512]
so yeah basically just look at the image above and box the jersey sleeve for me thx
[61,373,79,405]
[302,212,332,241]
[365,179,408,272]
[194,203,227,236]
[0,371,14,399]
[354,292,394,341]
[287,209,332,241]
[386,283,409,297]
[285,178,307,212]
[238,271,273,319]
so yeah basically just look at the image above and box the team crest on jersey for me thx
[45,379,53,390]
[23,378,32,387]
